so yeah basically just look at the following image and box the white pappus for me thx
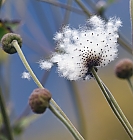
[39,16,122,80]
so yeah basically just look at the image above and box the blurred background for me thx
[0,0,133,140]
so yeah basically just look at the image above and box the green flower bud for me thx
[29,88,52,114]
[115,58,133,79]
[1,33,22,54]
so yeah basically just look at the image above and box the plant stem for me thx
[102,81,133,139]
[67,81,87,139]
[74,0,92,17]
[38,0,83,15]
[127,78,133,94]
[49,104,80,140]
[91,67,133,139]
[130,0,133,47]
[0,87,13,140]
[12,40,84,140]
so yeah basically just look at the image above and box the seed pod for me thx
[1,33,22,54]
[29,88,52,114]
[115,58,133,79]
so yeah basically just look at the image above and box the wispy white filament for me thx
[39,59,53,70]
[21,71,31,80]
[39,16,122,80]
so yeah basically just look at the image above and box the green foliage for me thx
[0,135,8,140]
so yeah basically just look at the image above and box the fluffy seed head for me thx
[115,58,133,79]
[40,16,122,80]
[1,33,22,54]
[29,88,52,114]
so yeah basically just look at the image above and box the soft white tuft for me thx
[21,72,31,80]
[39,59,53,70]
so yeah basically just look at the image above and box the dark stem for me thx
[0,87,13,140]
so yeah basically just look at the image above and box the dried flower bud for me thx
[29,88,52,114]
[115,58,133,79]
[1,33,22,54]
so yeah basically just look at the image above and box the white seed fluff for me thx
[40,16,122,80]
[21,72,31,80]
[39,59,53,70]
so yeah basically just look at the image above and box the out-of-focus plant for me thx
[115,58,133,93]
[0,0,133,140]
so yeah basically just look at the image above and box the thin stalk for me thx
[74,0,92,17]
[62,1,88,138]
[0,87,13,140]
[91,67,133,139]
[38,0,83,15]
[127,78,133,94]
[102,81,133,139]
[49,104,80,140]
[62,0,73,25]
[117,35,133,55]
[12,40,84,140]
[130,0,133,47]
[0,0,2,8]
[99,78,133,134]
[67,81,87,139]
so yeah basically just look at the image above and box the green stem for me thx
[67,81,87,139]
[0,0,2,8]
[127,78,133,94]
[91,67,133,139]
[12,40,84,140]
[74,0,92,17]
[0,87,13,140]
[49,104,80,140]
[102,81,133,139]
[130,0,133,46]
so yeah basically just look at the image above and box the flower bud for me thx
[29,88,52,114]
[115,58,133,79]
[1,33,22,54]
